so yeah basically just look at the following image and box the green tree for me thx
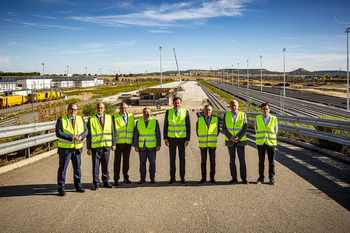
[82,102,117,116]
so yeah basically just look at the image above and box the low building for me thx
[138,88,177,106]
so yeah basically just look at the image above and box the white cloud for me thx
[4,19,82,30]
[148,29,173,33]
[70,0,251,27]
[0,56,17,66]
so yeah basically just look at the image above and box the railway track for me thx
[205,81,350,119]
[199,83,229,111]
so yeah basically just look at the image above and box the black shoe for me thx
[92,184,99,191]
[138,179,146,184]
[76,187,85,192]
[123,179,131,184]
[256,179,264,184]
[242,180,249,184]
[269,179,276,185]
[103,183,113,188]
[58,190,66,196]
[229,178,238,183]
[210,178,217,183]
[169,179,176,184]
[199,178,206,183]
[113,182,119,186]
[181,178,186,184]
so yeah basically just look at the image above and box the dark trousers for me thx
[169,138,186,180]
[139,149,156,180]
[227,144,247,180]
[92,148,110,185]
[57,149,82,191]
[114,143,131,182]
[200,147,216,179]
[257,144,276,180]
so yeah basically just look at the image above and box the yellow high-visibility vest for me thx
[197,116,218,148]
[137,118,157,148]
[114,113,134,144]
[90,114,113,148]
[58,115,85,149]
[224,111,247,141]
[167,108,187,138]
[255,115,277,146]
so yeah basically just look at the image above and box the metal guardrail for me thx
[0,110,167,157]
[212,110,350,148]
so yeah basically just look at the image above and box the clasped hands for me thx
[230,136,239,143]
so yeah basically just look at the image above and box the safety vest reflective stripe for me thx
[90,114,113,148]
[197,116,218,148]
[58,115,85,149]
[114,113,134,144]
[255,115,277,146]
[167,108,187,138]
[224,111,247,141]
[137,118,157,148]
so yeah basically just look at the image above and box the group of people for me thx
[56,97,278,196]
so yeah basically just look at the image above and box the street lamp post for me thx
[67,65,69,98]
[260,55,263,92]
[247,60,249,102]
[237,63,240,87]
[159,46,162,88]
[232,64,234,98]
[283,48,286,114]
[346,28,350,112]
[42,63,44,90]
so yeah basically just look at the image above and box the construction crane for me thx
[173,48,184,90]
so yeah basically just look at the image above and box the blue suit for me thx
[56,115,88,191]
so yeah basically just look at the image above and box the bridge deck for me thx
[0,81,350,232]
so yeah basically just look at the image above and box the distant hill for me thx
[313,70,347,76]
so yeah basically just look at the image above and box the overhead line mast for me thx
[173,48,182,85]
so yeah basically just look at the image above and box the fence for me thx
[0,110,167,158]
[212,110,350,152]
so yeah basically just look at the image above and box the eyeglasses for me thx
[69,108,78,111]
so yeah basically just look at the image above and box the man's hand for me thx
[73,136,82,142]
[135,147,139,152]
[87,149,92,156]
[112,146,116,151]
[230,137,239,143]
[165,140,170,147]
[184,140,189,148]
[156,146,160,151]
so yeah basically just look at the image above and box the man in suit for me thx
[222,100,249,184]
[196,104,219,183]
[164,97,191,184]
[113,102,134,185]
[133,107,161,184]
[56,103,88,196]
[87,102,116,190]
[255,102,278,185]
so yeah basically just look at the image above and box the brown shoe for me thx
[150,178,156,183]
[138,179,146,184]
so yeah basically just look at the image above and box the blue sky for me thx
[1,0,350,75]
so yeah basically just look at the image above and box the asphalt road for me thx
[0,113,350,232]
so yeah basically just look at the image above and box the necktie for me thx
[72,118,75,129]
[175,110,178,117]
[206,118,209,128]
[100,116,103,128]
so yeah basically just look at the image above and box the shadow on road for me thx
[264,138,350,211]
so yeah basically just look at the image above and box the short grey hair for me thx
[143,107,151,112]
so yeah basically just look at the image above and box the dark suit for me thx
[87,114,116,185]
[196,115,219,180]
[163,108,191,180]
[222,111,248,181]
[133,118,161,180]
[113,113,134,182]
[56,115,88,191]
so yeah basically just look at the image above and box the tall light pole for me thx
[260,55,263,92]
[247,60,249,102]
[42,63,44,90]
[159,46,162,88]
[83,67,87,101]
[283,48,286,98]
[67,65,69,98]
[232,64,234,98]
[237,63,240,87]
[346,28,350,112]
